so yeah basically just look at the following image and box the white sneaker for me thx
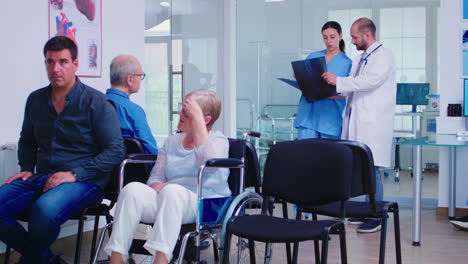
[450,216,468,231]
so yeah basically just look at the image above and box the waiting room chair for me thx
[296,139,402,264]
[222,139,354,264]
[3,137,146,264]
[91,131,263,264]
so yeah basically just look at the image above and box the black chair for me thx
[222,139,354,264]
[3,137,146,264]
[91,131,262,264]
[297,139,402,264]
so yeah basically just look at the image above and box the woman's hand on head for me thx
[183,97,205,121]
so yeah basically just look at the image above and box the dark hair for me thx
[354,17,376,38]
[43,36,78,61]
[322,21,345,53]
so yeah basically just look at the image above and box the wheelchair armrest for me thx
[245,130,261,138]
[205,158,243,168]
[126,153,157,161]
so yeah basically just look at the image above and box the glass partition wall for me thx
[236,0,440,204]
[144,0,225,144]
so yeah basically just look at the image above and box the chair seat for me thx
[227,214,342,243]
[300,200,397,218]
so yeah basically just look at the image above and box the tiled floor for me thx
[382,169,438,199]
[3,170,465,264]
[2,204,468,264]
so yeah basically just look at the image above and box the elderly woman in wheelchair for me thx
[105,89,230,264]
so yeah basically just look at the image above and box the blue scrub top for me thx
[294,50,352,137]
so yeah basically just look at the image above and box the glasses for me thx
[130,73,146,80]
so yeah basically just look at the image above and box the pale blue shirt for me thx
[294,50,352,137]
[146,130,230,198]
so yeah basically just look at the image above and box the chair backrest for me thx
[227,138,262,195]
[262,139,352,206]
[122,137,152,185]
[315,139,376,198]
[124,137,145,154]
[104,137,148,202]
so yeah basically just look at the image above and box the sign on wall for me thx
[48,0,102,77]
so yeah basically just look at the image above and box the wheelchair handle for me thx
[243,130,261,140]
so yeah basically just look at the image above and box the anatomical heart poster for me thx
[49,0,102,77]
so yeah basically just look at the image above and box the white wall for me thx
[437,0,468,208]
[0,0,145,145]
[0,0,145,251]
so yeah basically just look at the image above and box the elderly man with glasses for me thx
[106,55,158,154]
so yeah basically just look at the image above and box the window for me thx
[328,8,372,59]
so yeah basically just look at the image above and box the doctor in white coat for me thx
[322,17,397,233]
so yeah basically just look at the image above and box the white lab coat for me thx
[336,41,397,168]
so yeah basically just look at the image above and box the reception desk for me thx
[397,134,468,246]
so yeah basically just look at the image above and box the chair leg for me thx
[89,215,101,264]
[4,245,11,264]
[292,242,299,264]
[74,215,86,264]
[339,224,348,264]
[248,239,256,264]
[393,207,402,264]
[264,242,273,264]
[320,235,329,264]
[281,201,292,264]
[221,232,232,264]
[312,213,321,264]
[379,213,389,264]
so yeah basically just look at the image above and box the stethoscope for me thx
[360,44,383,66]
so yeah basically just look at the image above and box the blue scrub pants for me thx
[297,127,340,140]
[0,173,103,264]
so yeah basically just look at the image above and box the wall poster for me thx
[49,0,102,77]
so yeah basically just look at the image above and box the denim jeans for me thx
[0,173,103,264]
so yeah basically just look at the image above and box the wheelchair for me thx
[91,131,263,264]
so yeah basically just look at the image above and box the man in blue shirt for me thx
[0,36,125,264]
[106,55,158,154]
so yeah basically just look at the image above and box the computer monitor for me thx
[396,83,430,105]
[464,79,468,116]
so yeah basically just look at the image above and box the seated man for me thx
[106,55,158,154]
[0,36,125,264]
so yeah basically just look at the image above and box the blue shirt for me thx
[294,50,352,137]
[18,78,125,189]
[106,88,158,154]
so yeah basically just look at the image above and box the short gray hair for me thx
[110,55,139,86]
[185,89,221,130]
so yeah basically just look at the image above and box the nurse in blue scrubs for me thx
[295,21,352,139]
